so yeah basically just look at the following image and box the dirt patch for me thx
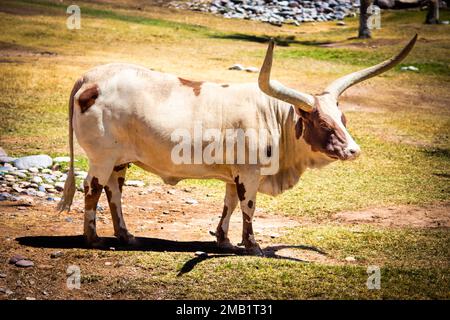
[333,203,450,228]
[0,41,57,58]
[0,183,299,247]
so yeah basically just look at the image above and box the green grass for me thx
[63,226,449,299]
[15,0,208,32]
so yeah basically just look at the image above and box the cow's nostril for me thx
[348,147,361,158]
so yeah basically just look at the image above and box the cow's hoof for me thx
[217,238,236,251]
[116,232,136,246]
[84,235,103,248]
[244,245,264,256]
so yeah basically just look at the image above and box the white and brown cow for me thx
[58,35,417,255]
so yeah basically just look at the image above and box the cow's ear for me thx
[295,117,303,140]
[294,107,310,119]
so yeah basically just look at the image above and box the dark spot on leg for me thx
[234,176,246,201]
[118,177,125,193]
[104,185,112,201]
[84,185,89,197]
[85,177,103,211]
[266,145,272,158]
[216,205,228,242]
[247,200,253,209]
[78,84,99,113]
[242,212,254,246]
[178,77,203,96]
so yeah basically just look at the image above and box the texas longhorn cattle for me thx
[58,35,417,255]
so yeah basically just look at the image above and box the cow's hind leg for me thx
[83,161,115,246]
[104,164,135,245]
[215,183,239,249]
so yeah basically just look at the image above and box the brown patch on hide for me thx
[247,200,254,209]
[78,84,99,113]
[118,177,125,193]
[216,205,229,242]
[178,77,203,96]
[104,185,119,227]
[221,84,229,88]
[234,176,246,201]
[69,78,84,117]
[84,177,103,211]
[298,97,347,158]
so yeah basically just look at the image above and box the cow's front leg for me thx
[215,183,239,249]
[104,165,135,245]
[83,175,103,246]
[235,171,263,256]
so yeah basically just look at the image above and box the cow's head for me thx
[258,34,417,161]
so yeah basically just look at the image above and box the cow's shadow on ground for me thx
[16,235,327,275]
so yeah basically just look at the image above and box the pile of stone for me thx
[170,0,360,26]
[0,148,148,205]
[0,153,79,203]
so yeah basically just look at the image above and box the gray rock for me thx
[65,217,73,223]
[14,155,52,170]
[75,171,87,178]
[245,66,259,73]
[125,180,145,187]
[15,259,34,268]
[50,251,63,258]
[0,156,16,163]
[401,65,419,72]
[0,192,12,201]
[28,167,39,173]
[9,254,26,264]
[12,185,23,193]
[53,156,71,163]
[185,198,199,205]
[36,191,47,198]
[0,288,13,295]
[55,182,65,191]
[229,63,245,70]
[10,171,27,178]
[31,176,43,184]
[195,251,208,257]
[0,167,11,174]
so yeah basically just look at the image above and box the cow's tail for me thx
[57,78,84,212]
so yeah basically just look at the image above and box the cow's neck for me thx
[257,97,333,196]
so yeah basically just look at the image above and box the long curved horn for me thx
[325,34,418,99]
[258,40,315,112]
